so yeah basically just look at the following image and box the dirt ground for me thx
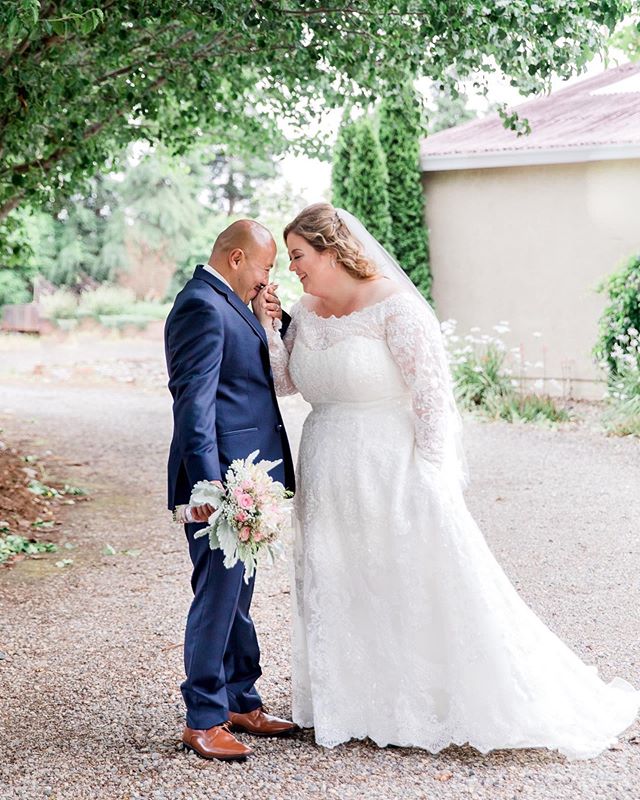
[0,331,639,800]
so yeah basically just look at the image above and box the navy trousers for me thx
[181,521,262,729]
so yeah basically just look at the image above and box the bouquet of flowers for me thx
[188,450,292,583]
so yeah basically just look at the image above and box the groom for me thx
[164,220,297,761]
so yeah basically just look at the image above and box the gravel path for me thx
[0,346,639,800]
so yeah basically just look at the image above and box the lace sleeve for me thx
[384,294,450,467]
[265,310,299,397]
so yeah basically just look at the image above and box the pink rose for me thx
[234,511,248,523]
[238,493,254,509]
[238,526,251,542]
[241,480,253,491]
[253,530,263,543]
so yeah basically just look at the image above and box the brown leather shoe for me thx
[228,707,300,737]
[182,723,253,761]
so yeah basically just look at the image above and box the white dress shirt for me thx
[202,263,234,292]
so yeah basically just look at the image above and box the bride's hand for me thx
[252,283,282,326]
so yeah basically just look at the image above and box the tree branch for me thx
[0,192,25,222]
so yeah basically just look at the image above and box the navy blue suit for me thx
[164,265,294,729]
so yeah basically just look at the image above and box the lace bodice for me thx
[266,292,451,467]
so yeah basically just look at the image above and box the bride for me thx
[252,202,639,759]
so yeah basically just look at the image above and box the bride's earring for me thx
[330,258,337,269]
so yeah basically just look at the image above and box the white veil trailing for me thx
[335,207,469,491]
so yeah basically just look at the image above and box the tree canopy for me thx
[0,0,632,223]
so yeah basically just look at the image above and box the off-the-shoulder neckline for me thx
[296,290,414,321]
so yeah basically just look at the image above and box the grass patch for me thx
[602,395,640,437]
[487,393,572,425]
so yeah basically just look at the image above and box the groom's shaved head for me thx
[208,219,277,304]
[211,219,275,261]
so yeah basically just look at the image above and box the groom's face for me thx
[229,240,277,303]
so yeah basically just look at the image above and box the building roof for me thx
[421,62,640,171]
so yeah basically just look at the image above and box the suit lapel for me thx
[193,265,268,349]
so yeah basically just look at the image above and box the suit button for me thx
[275,424,283,431]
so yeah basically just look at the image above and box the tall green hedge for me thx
[379,86,432,302]
[347,118,394,254]
[331,117,356,210]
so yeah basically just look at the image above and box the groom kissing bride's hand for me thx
[253,282,283,322]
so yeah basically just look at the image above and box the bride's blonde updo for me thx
[283,203,378,280]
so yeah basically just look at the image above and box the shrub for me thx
[449,341,513,411]
[442,320,569,425]
[40,288,78,319]
[78,285,136,316]
[594,253,640,380]
[0,270,30,307]
[593,255,640,436]
[488,394,571,425]
[601,335,640,437]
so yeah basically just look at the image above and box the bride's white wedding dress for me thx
[265,290,639,760]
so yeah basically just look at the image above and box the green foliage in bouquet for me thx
[190,451,292,583]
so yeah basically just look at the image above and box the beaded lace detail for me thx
[266,292,450,466]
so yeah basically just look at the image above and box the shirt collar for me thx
[202,263,233,292]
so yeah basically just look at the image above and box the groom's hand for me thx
[190,480,224,522]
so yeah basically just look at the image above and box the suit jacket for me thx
[164,265,295,509]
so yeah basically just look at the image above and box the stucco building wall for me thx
[423,159,640,399]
